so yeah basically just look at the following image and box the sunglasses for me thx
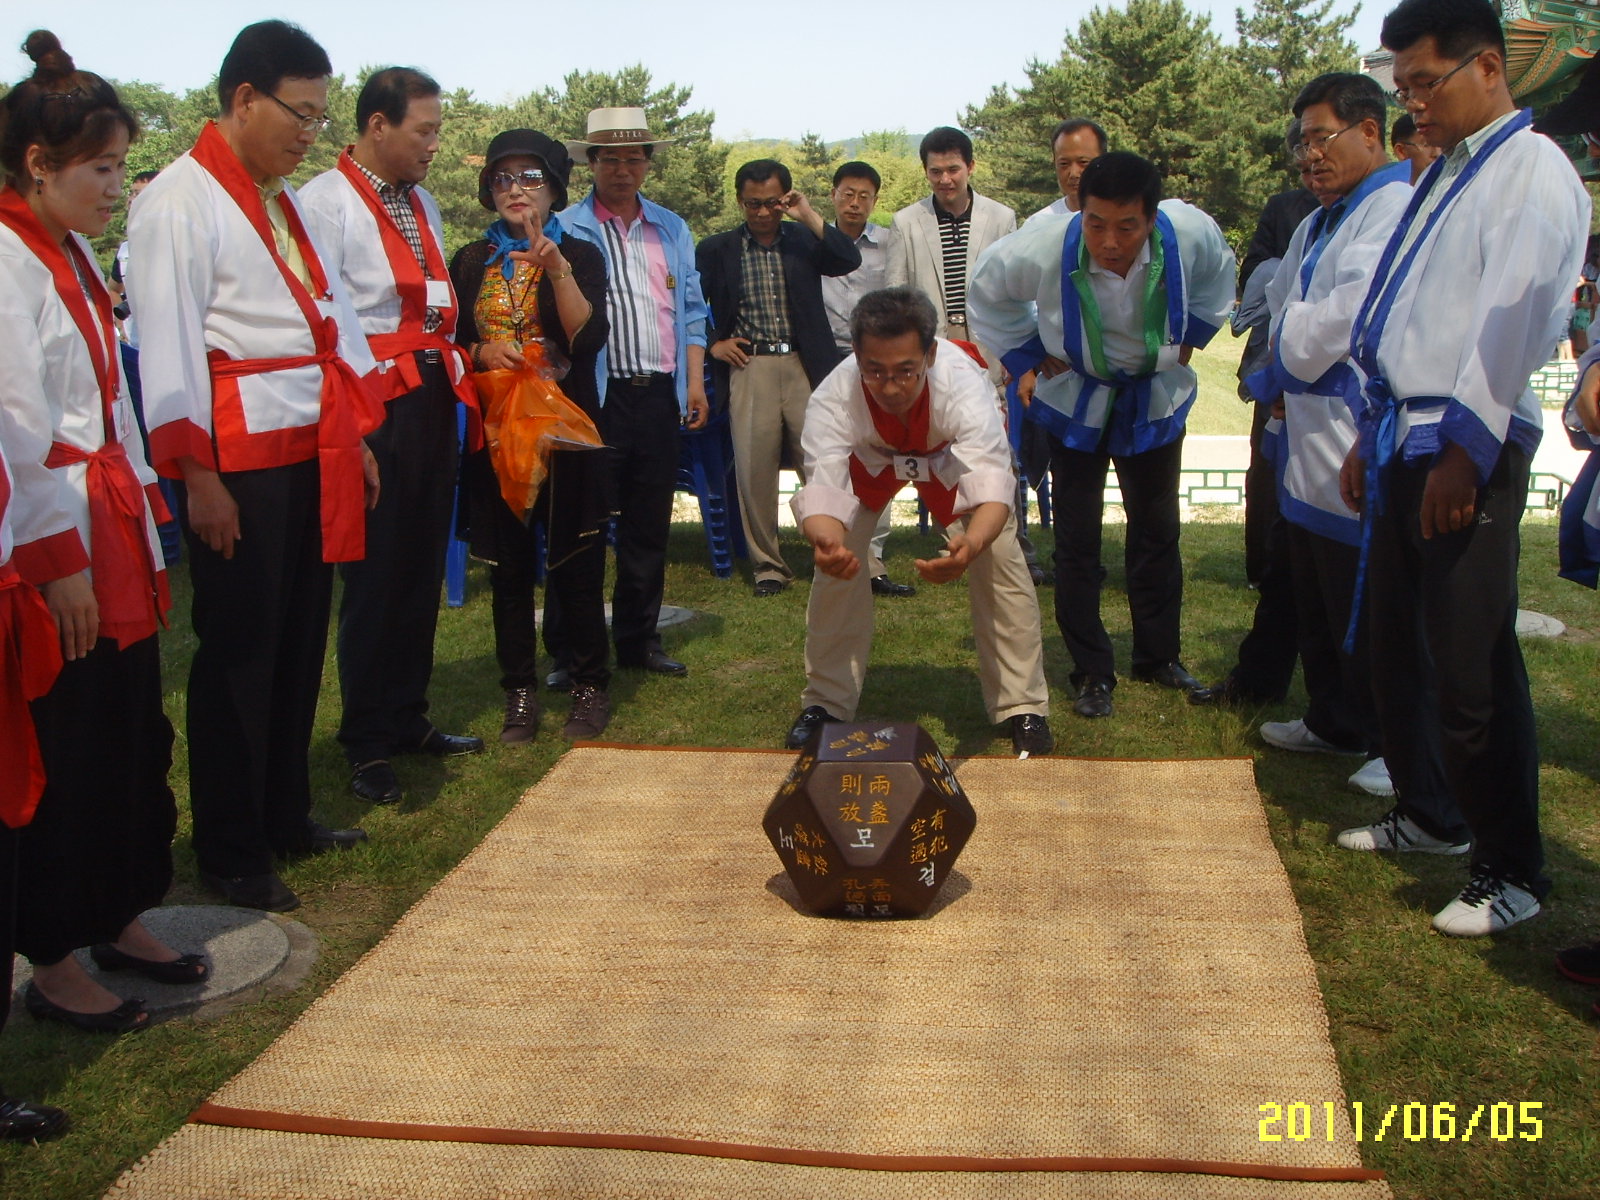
[490,169,547,193]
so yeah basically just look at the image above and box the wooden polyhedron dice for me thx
[762,721,975,918]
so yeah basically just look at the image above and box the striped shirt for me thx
[594,198,676,376]
[936,194,973,325]
[734,228,793,344]
[353,160,440,332]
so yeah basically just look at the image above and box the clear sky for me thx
[6,1,1383,143]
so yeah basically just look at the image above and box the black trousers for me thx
[489,470,610,694]
[1049,433,1185,684]
[19,635,175,964]
[546,374,680,665]
[336,364,459,765]
[1368,444,1538,885]
[1243,398,1281,585]
[1227,509,1298,701]
[186,459,331,877]
[1287,524,1373,753]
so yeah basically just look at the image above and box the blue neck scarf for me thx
[484,215,564,281]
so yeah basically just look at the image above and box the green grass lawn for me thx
[3,517,1597,1200]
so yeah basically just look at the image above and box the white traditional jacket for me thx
[968,199,1235,457]
[1252,162,1413,546]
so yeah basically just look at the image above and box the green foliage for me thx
[962,0,1361,247]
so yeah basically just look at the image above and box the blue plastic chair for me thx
[677,402,747,579]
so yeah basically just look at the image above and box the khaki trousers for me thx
[801,504,1049,724]
[728,354,811,583]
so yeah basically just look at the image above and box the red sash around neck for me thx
[333,149,480,445]
[0,186,169,646]
[191,122,383,563]
[847,380,960,525]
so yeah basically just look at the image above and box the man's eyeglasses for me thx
[741,197,786,212]
[1390,51,1482,105]
[1292,124,1359,163]
[262,91,331,133]
[859,366,926,386]
[491,169,547,193]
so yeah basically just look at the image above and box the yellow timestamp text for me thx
[1257,1101,1544,1143]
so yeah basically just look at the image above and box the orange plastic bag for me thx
[474,342,604,521]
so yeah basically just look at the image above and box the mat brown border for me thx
[189,1104,1382,1182]
[572,741,1255,763]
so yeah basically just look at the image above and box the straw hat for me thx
[565,107,676,156]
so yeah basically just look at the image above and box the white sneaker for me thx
[1432,873,1541,937]
[1336,808,1470,854]
[1259,719,1365,755]
[1347,757,1395,797]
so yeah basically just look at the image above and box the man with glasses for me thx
[822,161,914,600]
[1339,0,1589,935]
[129,20,379,912]
[784,287,1051,757]
[299,68,484,808]
[968,153,1235,720]
[547,108,709,678]
[697,160,859,596]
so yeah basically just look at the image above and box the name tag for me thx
[425,279,453,309]
[893,455,926,481]
[113,398,133,443]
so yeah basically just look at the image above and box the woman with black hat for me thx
[451,129,613,744]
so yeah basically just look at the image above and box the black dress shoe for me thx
[200,870,301,912]
[1028,562,1051,587]
[1073,680,1114,719]
[545,667,572,692]
[1009,713,1054,756]
[623,649,687,676]
[23,982,150,1034]
[410,728,485,757]
[870,575,917,598]
[89,943,210,985]
[1188,676,1283,707]
[0,1096,69,1142]
[1133,661,1202,692]
[753,579,787,597]
[308,821,369,854]
[785,705,838,750]
[351,759,402,804]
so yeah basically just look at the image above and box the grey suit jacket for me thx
[885,190,1017,338]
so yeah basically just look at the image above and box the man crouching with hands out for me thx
[783,288,1054,757]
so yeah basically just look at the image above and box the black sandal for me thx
[89,943,211,984]
[23,982,150,1034]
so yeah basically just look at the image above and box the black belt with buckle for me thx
[613,372,674,388]
[417,348,443,364]
[750,341,792,356]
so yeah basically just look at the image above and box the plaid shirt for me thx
[733,227,793,344]
[354,160,440,332]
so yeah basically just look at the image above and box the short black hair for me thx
[735,158,791,194]
[218,20,332,115]
[1392,113,1418,141]
[1285,117,1303,156]
[1292,72,1388,149]
[132,168,160,183]
[832,160,881,190]
[586,143,654,163]
[919,126,973,166]
[1050,118,1108,155]
[1380,0,1505,60]
[1078,151,1162,218]
[355,67,440,135]
[851,287,938,352]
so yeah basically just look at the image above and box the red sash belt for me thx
[0,562,63,828]
[208,318,379,563]
[367,330,482,450]
[43,440,168,647]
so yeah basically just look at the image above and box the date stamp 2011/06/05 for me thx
[1258,1102,1544,1143]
